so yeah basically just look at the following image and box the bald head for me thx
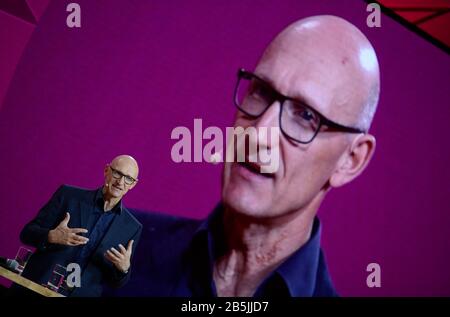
[256,15,380,131]
[110,155,139,179]
[222,15,379,225]
[103,154,139,200]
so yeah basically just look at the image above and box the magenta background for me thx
[0,0,449,296]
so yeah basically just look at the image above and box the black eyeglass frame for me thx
[233,68,365,144]
[108,165,137,185]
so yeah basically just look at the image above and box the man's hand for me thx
[48,212,89,246]
[104,240,134,273]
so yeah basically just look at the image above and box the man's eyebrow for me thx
[112,167,134,179]
[254,72,318,110]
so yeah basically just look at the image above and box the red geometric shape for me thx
[376,0,450,50]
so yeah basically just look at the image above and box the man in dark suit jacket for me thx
[108,15,380,297]
[14,155,142,297]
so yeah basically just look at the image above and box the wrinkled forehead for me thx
[254,22,377,124]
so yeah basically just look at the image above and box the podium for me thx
[0,266,64,297]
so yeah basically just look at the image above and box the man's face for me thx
[222,24,370,219]
[104,160,138,200]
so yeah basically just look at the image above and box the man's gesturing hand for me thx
[48,212,89,246]
[104,240,134,273]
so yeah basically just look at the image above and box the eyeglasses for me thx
[109,166,136,185]
[233,68,365,144]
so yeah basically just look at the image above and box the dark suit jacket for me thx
[104,207,337,297]
[16,185,142,297]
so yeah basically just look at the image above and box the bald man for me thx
[13,155,142,297]
[111,15,380,297]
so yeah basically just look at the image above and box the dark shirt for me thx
[105,204,338,297]
[74,188,121,270]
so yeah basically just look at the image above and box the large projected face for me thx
[222,16,379,221]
